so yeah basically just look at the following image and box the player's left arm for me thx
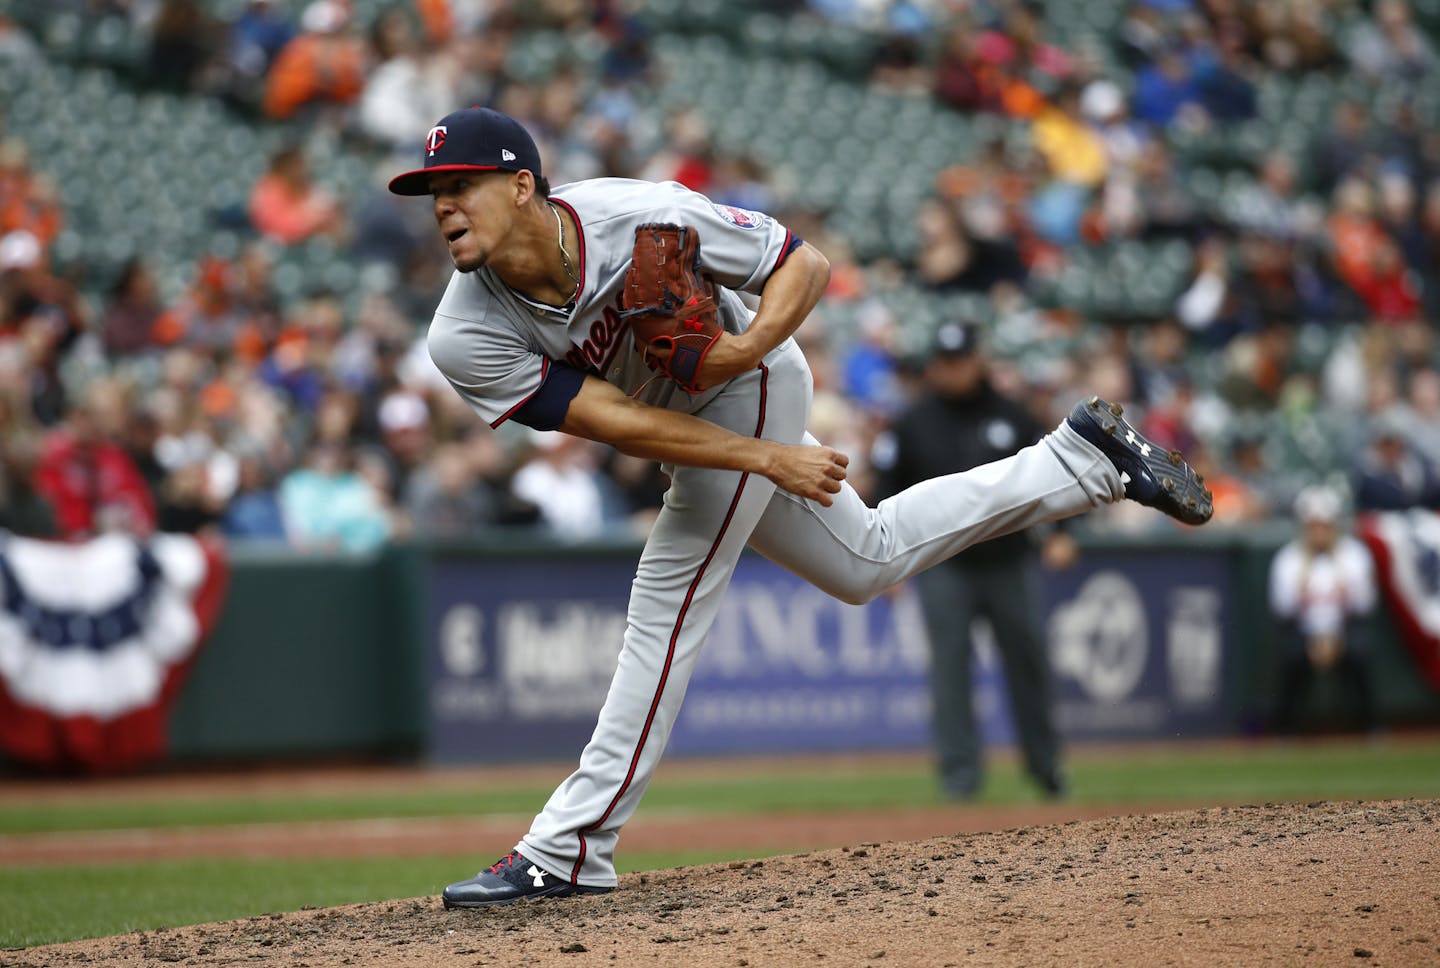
[695,241,830,388]
[556,373,848,505]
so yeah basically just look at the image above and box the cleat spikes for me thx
[1066,396,1213,526]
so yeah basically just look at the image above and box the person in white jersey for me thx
[388,107,1214,908]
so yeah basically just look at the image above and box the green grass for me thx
[3,737,1438,949]
[0,788,553,836]
[0,850,750,950]
[2,739,1438,836]
[1062,740,1440,803]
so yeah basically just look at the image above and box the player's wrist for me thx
[753,439,783,481]
[727,330,765,369]
[695,333,759,387]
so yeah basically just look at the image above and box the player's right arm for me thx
[559,375,848,505]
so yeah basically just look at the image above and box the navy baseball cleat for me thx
[1067,396,1214,526]
[442,850,613,909]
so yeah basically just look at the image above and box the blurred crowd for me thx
[1,0,1438,553]
[908,0,1440,527]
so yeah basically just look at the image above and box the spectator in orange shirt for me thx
[1350,236,1422,323]
[152,255,254,357]
[248,146,346,245]
[1328,177,1388,290]
[261,0,365,120]
[0,142,62,248]
[415,0,452,46]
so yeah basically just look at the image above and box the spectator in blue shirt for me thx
[224,455,287,541]
[1133,46,1202,127]
[278,442,391,552]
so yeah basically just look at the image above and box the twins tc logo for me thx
[426,125,448,157]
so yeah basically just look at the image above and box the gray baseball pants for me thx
[518,340,1123,886]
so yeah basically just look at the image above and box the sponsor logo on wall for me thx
[424,550,1232,762]
[432,600,625,724]
[1044,558,1227,736]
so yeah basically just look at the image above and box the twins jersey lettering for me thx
[427,178,796,427]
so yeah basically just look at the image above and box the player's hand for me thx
[764,442,849,506]
[692,331,762,390]
[1306,634,1343,671]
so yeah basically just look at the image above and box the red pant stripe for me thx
[571,364,769,883]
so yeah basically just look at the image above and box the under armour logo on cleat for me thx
[528,866,546,888]
[1124,431,1151,456]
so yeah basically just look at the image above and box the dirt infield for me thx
[7,799,1437,967]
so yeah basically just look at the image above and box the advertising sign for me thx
[425,548,1233,762]
[1042,551,1230,739]
[426,558,633,762]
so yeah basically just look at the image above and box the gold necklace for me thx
[551,202,580,302]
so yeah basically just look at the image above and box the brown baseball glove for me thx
[620,223,723,394]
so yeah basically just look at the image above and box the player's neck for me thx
[492,202,580,309]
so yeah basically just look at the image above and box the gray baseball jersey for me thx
[425,177,1126,887]
[427,178,798,427]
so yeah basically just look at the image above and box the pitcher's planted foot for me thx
[442,851,613,909]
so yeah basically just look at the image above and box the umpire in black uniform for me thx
[874,322,1072,800]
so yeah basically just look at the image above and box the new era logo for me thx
[501,149,517,162]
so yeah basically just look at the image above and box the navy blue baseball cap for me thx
[387,107,542,196]
[932,322,985,357]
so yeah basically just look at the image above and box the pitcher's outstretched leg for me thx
[1065,396,1214,526]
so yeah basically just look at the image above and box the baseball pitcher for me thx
[387,107,1213,907]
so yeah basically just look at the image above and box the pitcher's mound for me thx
[15,800,1439,967]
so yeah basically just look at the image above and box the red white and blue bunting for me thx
[0,532,227,772]
[1357,510,1440,693]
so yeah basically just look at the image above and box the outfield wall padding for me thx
[122,532,1440,763]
